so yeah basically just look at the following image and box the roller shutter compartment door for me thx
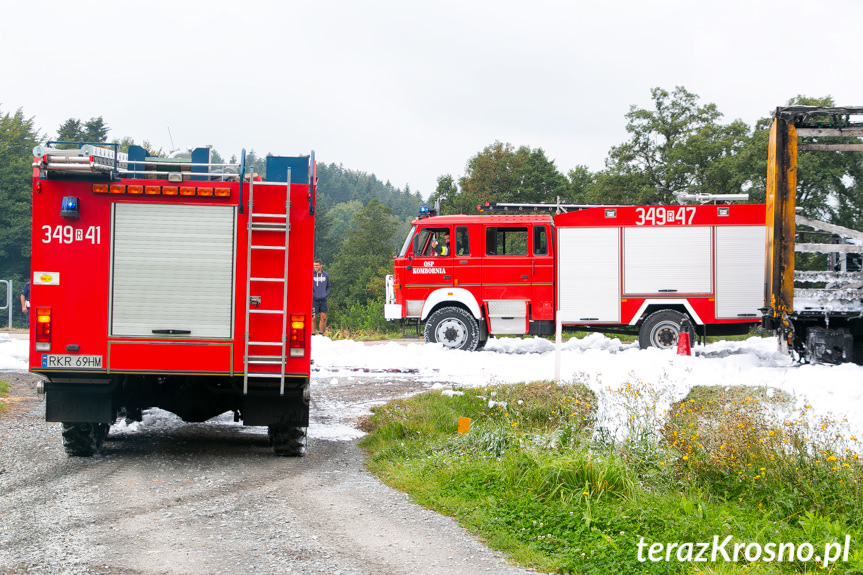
[111,203,236,338]
[623,227,711,294]
[556,227,620,323]
[715,226,765,319]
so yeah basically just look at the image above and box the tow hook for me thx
[36,380,46,395]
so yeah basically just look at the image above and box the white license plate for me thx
[41,354,103,369]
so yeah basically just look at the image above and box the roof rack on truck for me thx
[33,142,244,182]
[477,190,750,214]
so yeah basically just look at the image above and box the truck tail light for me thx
[35,306,52,351]
[289,313,305,357]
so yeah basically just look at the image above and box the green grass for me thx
[0,380,8,415]
[360,381,863,574]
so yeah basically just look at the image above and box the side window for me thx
[486,226,528,256]
[413,227,451,257]
[533,225,548,255]
[455,226,470,255]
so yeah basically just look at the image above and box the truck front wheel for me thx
[424,306,481,351]
[638,310,695,350]
[61,422,109,457]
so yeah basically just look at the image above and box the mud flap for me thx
[242,394,309,427]
[46,389,114,423]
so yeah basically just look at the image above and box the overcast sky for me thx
[3,0,861,198]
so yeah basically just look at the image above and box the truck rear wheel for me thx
[424,306,480,351]
[268,425,307,457]
[638,310,694,350]
[61,422,109,457]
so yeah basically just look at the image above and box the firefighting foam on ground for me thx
[3,332,863,443]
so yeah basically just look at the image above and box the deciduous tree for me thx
[596,86,752,204]
[0,107,41,298]
[328,199,397,309]
[432,142,572,214]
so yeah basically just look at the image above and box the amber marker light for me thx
[144,186,161,195]
[179,187,195,196]
[109,184,126,194]
[92,184,109,194]
[127,185,143,194]
[162,186,178,196]
[196,187,213,197]
[214,188,231,197]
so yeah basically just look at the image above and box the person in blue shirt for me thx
[312,258,331,335]
[20,281,30,328]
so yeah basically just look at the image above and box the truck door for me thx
[452,225,481,292]
[482,224,531,334]
[406,225,454,299]
[531,224,554,321]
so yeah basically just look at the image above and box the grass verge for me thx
[0,379,9,416]
[359,381,863,574]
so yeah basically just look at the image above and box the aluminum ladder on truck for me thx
[243,171,291,396]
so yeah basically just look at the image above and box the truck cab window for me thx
[533,225,548,255]
[455,226,469,255]
[486,226,528,256]
[414,228,451,257]
[399,226,416,257]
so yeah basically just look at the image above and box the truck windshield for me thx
[399,226,416,257]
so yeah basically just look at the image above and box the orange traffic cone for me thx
[676,318,692,356]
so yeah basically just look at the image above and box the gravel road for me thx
[0,370,539,575]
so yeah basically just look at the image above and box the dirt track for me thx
[0,370,538,575]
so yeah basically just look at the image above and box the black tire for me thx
[268,425,307,457]
[638,310,695,350]
[424,306,481,351]
[61,422,109,457]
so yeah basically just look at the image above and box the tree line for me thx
[432,88,863,231]
[2,87,860,332]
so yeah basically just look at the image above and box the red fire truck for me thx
[385,202,765,350]
[29,143,316,456]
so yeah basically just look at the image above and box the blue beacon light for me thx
[60,196,80,219]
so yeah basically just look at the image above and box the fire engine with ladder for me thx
[385,197,765,351]
[29,142,316,456]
